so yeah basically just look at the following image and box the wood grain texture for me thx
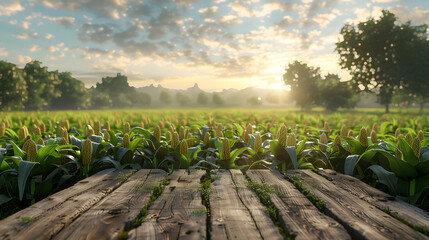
[53,169,166,240]
[127,169,206,240]
[229,169,283,240]
[317,169,429,233]
[246,170,350,240]
[288,169,429,240]
[210,170,265,240]
[0,169,132,240]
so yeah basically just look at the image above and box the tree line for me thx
[0,61,151,111]
[284,11,429,113]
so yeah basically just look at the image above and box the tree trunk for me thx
[385,104,390,113]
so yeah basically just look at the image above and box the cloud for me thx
[372,0,407,3]
[44,16,76,28]
[78,23,114,43]
[45,33,55,39]
[0,2,24,16]
[276,16,294,28]
[387,6,429,25]
[199,6,218,18]
[0,48,8,57]
[17,55,32,64]
[21,21,31,29]
[28,45,41,52]
[15,33,38,39]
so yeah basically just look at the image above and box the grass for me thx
[382,208,429,236]
[18,217,35,224]
[284,173,326,212]
[244,173,293,240]
[118,177,169,240]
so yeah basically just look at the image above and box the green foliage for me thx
[212,93,225,106]
[52,72,91,110]
[336,10,429,113]
[175,92,191,106]
[319,74,359,111]
[159,90,173,105]
[0,61,27,111]
[197,91,210,105]
[283,60,321,110]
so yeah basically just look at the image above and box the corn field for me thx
[0,109,428,218]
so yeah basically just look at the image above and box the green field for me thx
[0,108,428,218]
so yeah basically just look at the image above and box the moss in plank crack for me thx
[382,208,429,236]
[284,173,326,212]
[200,171,212,240]
[117,177,169,240]
[244,172,294,240]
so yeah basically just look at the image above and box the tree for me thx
[132,92,151,107]
[51,72,90,110]
[0,61,27,111]
[212,93,225,106]
[319,74,359,111]
[90,88,112,109]
[95,73,134,108]
[283,61,321,110]
[336,10,428,113]
[160,90,173,105]
[176,92,191,106]
[24,61,61,110]
[247,96,263,106]
[197,91,210,105]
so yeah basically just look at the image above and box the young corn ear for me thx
[412,137,421,158]
[347,130,354,137]
[37,138,44,146]
[395,128,401,138]
[87,129,94,138]
[25,139,37,162]
[254,133,262,152]
[139,121,144,128]
[203,132,211,145]
[180,140,188,157]
[19,126,29,141]
[371,123,378,133]
[153,125,161,141]
[324,121,330,133]
[340,125,347,137]
[221,138,230,161]
[166,131,172,141]
[395,140,402,159]
[418,130,424,142]
[61,120,70,131]
[179,126,185,140]
[187,132,194,147]
[405,133,413,146]
[216,125,224,138]
[246,123,253,136]
[0,123,5,137]
[104,121,111,131]
[103,131,110,141]
[39,122,46,133]
[332,135,341,151]
[359,127,368,147]
[81,139,93,167]
[277,125,287,147]
[32,125,41,135]
[370,130,377,144]
[94,121,101,134]
[123,122,131,134]
[365,126,370,136]
[122,133,130,148]
[172,132,179,149]
[287,133,297,147]
[319,133,328,145]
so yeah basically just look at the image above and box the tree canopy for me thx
[336,10,429,113]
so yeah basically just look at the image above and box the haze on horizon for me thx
[0,0,428,91]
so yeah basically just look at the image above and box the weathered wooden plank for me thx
[53,169,166,240]
[246,170,350,240]
[287,169,429,240]
[127,169,206,240]
[229,170,283,240]
[318,169,429,232]
[210,170,265,240]
[0,168,132,240]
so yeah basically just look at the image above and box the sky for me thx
[0,0,428,91]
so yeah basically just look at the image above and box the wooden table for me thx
[1,168,428,240]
